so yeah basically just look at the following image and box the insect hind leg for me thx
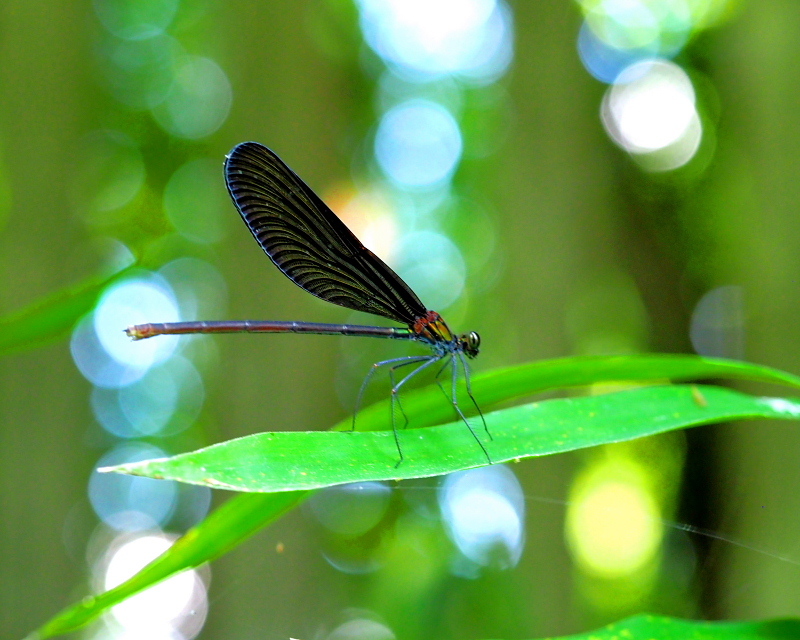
[388,355,444,467]
[433,355,453,402]
[352,355,429,432]
[388,359,430,430]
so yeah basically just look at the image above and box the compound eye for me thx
[463,331,480,357]
[469,332,480,350]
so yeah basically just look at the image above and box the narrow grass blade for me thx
[0,266,132,356]
[29,491,304,639]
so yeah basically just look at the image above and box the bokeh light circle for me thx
[375,100,462,188]
[580,0,692,55]
[100,35,184,109]
[89,443,178,530]
[158,257,229,325]
[358,0,512,82]
[601,58,702,169]
[99,532,208,637]
[565,458,662,578]
[397,230,466,310]
[308,482,392,537]
[93,276,180,370]
[164,158,229,244]
[93,0,179,41]
[439,465,525,568]
[71,131,145,220]
[578,20,657,84]
[151,56,232,140]
[689,285,745,359]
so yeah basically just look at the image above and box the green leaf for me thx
[541,614,800,639]
[352,354,800,431]
[30,354,800,637]
[0,266,132,356]
[29,491,305,639]
[104,385,800,492]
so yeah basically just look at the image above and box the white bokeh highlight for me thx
[358,0,512,82]
[439,465,525,569]
[602,59,702,170]
[99,532,207,638]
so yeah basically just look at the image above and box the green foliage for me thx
[29,492,303,639]
[105,384,799,492]
[25,353,800,638]
[541,614,800,640]
[0,267,131,356]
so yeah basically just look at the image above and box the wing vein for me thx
[224,142,428,325]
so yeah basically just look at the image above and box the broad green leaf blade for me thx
[543,614,800,639]
[352,354,800,432]
[0,266,132,356]
[105,385,800,492]
[34,354,800,637]
[30,491,305,639]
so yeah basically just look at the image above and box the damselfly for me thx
[127,142,489,464]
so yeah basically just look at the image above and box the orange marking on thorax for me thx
[413,310,454,343]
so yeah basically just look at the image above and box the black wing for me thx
[224,141,428,326]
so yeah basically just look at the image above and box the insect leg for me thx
[450,354,491,464]
[388,358,432,430]
[352,356,429,431]
[459,351,490,439]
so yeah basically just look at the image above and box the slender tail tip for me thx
[125,325,148,340]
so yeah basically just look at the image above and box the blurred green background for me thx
[2,1,800,638]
